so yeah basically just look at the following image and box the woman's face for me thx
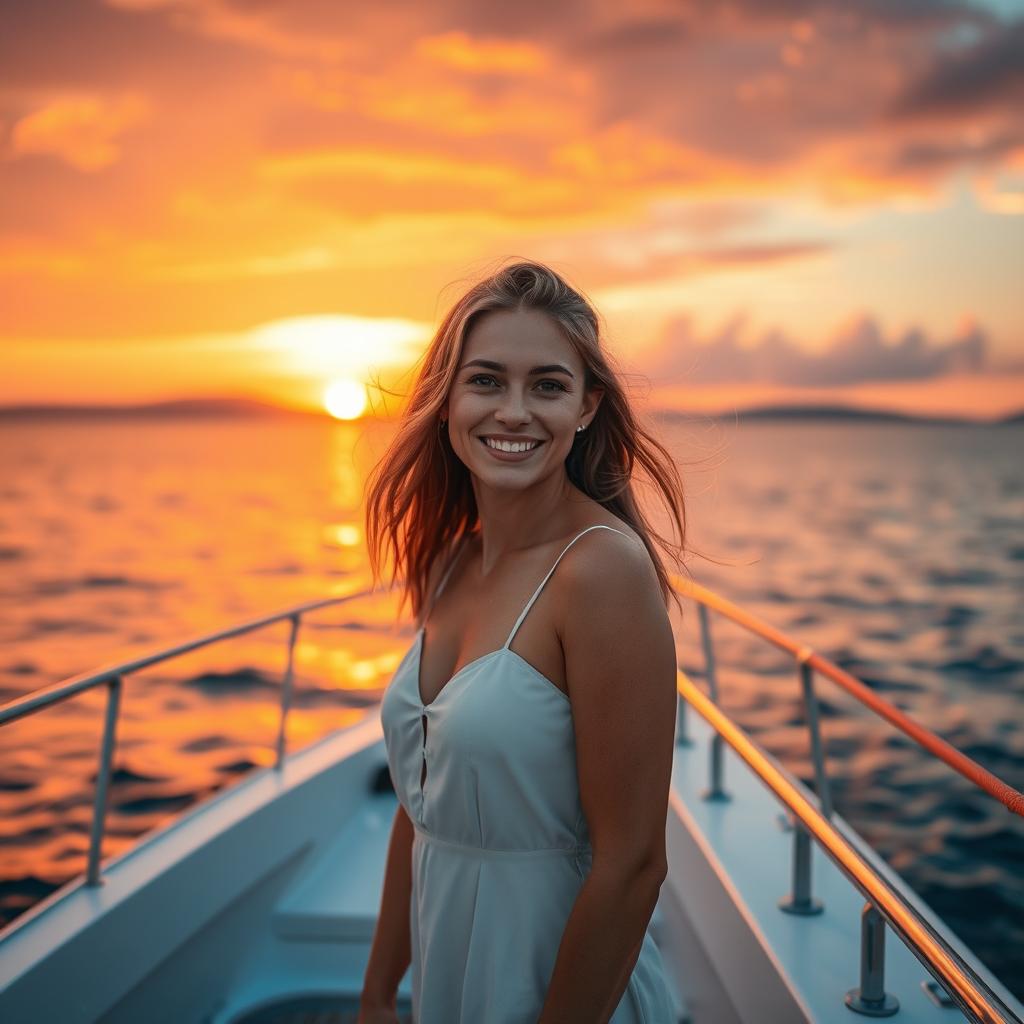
[443,307,602,489]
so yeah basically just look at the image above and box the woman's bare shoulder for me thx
[553,518,666,651]
[558,516,655,595]
[569,512,645,555]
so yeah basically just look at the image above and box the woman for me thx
[360,260,688,1023]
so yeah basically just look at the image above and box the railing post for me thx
[779,652,831,914]
[845,903,899,1016]
[676,677,692,747]
[274,614,301,770]
[698,604,729,801]
[86,674,123,887]
[798,652,833,820]
[779,825,823,915]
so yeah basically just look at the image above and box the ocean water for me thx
[0,413,1021,999]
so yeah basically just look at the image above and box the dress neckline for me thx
[413,627,568,709]
[413,523,630,709]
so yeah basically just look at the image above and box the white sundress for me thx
[379,523,676,1023]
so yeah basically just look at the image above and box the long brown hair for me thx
[363,258,692,627]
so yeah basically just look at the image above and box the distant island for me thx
[0,397,1021,425]
[651,403,1024,426]
[0,398,323,420]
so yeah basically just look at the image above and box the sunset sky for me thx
[2,0,1023,419]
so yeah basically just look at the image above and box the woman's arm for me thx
[359,802,414,1014]
[537,532,677,1023]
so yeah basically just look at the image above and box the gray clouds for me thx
[643,311,990,386]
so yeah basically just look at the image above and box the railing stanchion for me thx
[798,654,833,820]
[779,825,823,915]
[698,604,729,801]
[274,614,301,770]
[86,674,123,887]
[845,902,899,1016]
[675,676,692,747]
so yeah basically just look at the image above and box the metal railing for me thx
[669,573,1023,1024]
[1,576,1021,1021]
[0,587,376,887]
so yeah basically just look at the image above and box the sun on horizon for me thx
[323,378,369,420]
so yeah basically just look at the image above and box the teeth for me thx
[485,438,539,453]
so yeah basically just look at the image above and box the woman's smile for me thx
[477,436,546,461]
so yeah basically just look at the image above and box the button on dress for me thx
[380,524,675,1023]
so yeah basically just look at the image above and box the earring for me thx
[576,424,586,432]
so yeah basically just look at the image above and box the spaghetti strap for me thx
[503,524,631,649]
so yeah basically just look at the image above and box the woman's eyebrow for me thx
[459,358,575,378]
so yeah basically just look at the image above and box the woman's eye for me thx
[467,375,565,393]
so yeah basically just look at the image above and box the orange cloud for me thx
[415,31,549,75]
[9,92,150,171]
[103,0,351,61]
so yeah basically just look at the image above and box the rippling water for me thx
[1,413,1021,998]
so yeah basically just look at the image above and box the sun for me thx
[323,378,368,420]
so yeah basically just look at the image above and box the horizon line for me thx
[0,396,1021,425]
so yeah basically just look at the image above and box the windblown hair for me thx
[363,258,692,627]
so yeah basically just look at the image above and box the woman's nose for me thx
[495,389,529,422]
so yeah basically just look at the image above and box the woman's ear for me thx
[582,387,604,425]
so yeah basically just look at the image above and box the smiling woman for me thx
[359,259,689,1024]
